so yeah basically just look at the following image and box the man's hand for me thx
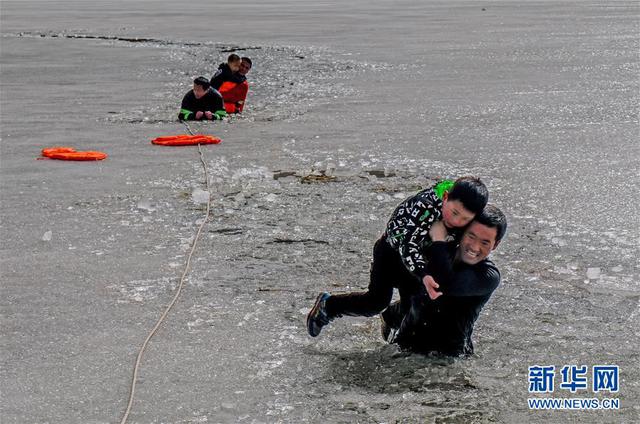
[204,111,214,120]
[195,111,204,120]
[423,275,442,300]
[429,220,448,242]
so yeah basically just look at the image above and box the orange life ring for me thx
[151,134,222,146]
[42,147,77,157]
[48,151,108,161]
[41,147,107,161]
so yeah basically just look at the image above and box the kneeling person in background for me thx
[178,76,227,121]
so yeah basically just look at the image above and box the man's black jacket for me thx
[392,241,500,356]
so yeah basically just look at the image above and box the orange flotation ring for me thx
[151,134,221,146]
[48,151,108,161]
[42,147,76,157]
[41,147,107,161]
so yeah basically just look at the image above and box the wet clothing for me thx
[178,88,224,121]
[325,237,425,319]
[325,180,458,324]
[390,241,501,356]
[385,180,456,280]
[219,80,249,114]
[210,63,246,90]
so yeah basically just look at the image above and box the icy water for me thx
[1,1,639,423]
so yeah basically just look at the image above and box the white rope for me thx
[120,123,211,423]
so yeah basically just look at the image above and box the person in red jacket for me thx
[218,57,252,113]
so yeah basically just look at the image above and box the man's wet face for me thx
[456,221,498,265]
[239,60,251,76]
[193,84,207,99]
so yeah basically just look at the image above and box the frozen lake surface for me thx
[1,1,639,422]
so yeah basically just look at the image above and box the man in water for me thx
[217,57,252,113]
[385,204,507,356]
[237,57,252,81]
[306,177,489,341]
[178,76,226,121]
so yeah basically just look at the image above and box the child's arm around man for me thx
[385,177,489,295]
[306,176,489,339]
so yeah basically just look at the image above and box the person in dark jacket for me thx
[386,204,507,356]
[210,54,243,90]
[178,77,226,121]
[306,177,489,338]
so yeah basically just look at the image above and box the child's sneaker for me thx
[307,292,332,337]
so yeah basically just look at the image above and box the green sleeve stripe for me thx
[179,108,193,119]
[434,179,455,200]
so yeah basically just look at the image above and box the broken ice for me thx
[586,267,601,280]
[136,199,156,212]
[191,188,210,205]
